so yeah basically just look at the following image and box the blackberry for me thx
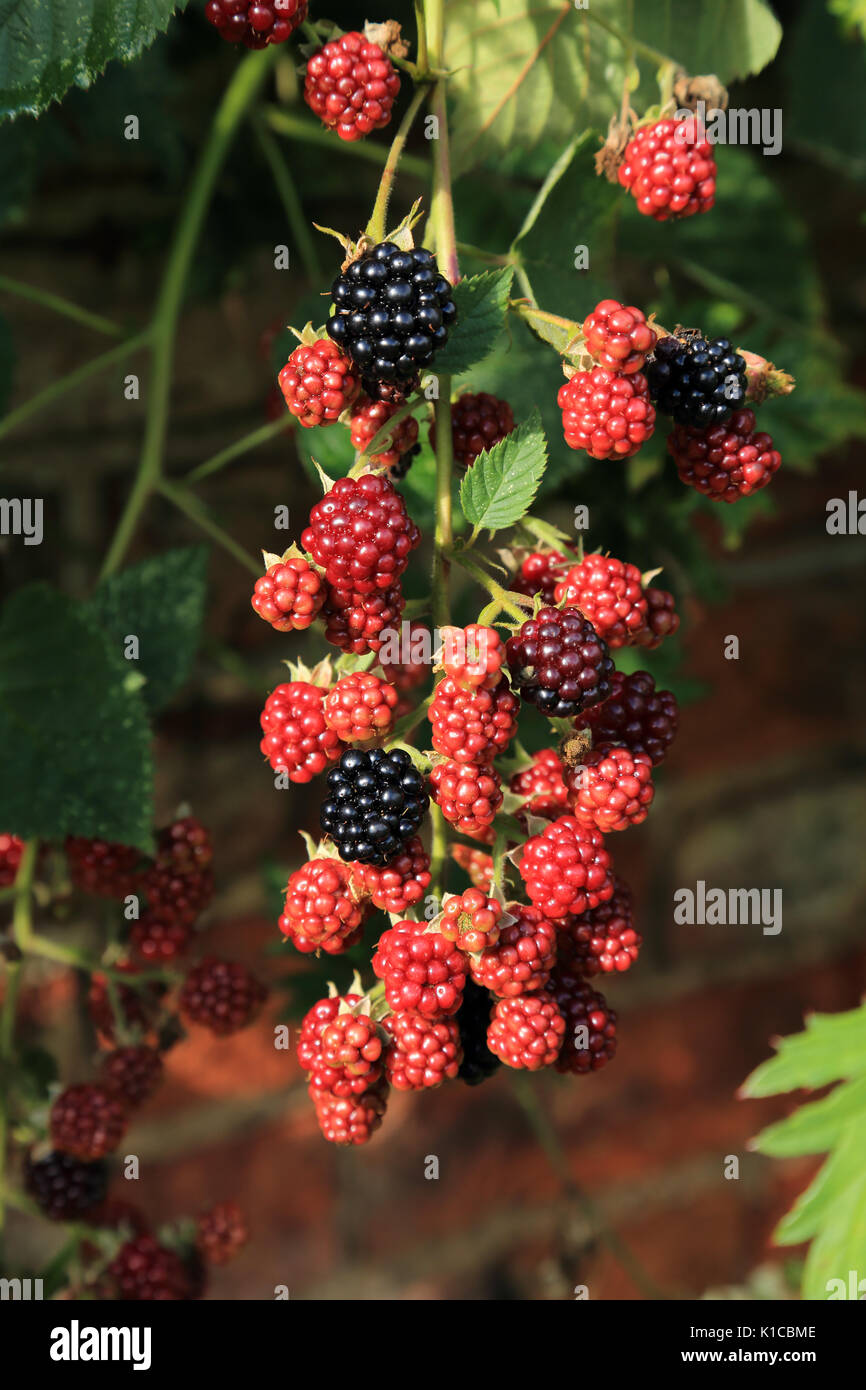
[646,334,747,429]
[327,241,457,392]
[505,606,614,718]
[320,747,428,866]
[456,979,500,1086]
[25,1150,108,1221]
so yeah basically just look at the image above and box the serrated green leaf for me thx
[802,1164,866,1300]
[446,0,782,177]
[86,547,208,713]
[774,1114,866,1247]
[741,1005,866,1097]
[0,583,153,850]
[434,268,513,377]
[752,1077,866,1158]
[459,408,547,533]
[0,0,185,122]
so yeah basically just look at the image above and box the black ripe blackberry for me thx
[389,443,420,481]
[327,241,457,395]
[321,747,428,866]
[646,333,747,428]
[456,980,500,1086]
[25,1150,108,1221]
[505,607,614,719]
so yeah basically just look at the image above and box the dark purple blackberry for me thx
[25,1150,108,1220]
[646,333,747,428]
[389,443,421,481]
[320,746,428,866]
[505,607,614,719]
[328,242,457,393]
[456,980,500,1086]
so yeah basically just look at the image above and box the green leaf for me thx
[802,1160,866,1300]
[752,1077,866,1158]
[773,1114,866,1246]
[445,0,782,176]
[86,547,208,713]
[434,268,513,377]
[459,408,548,533]
[741,1005,866,1097]
[0,583,153,850]
[0,0,185,122]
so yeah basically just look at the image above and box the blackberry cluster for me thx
[505,607,614,718]
[25,1150,108,1221]
[320,747,428,866]
[456,980,500,1086]
[647,334,747,428]
[327,241,457,397]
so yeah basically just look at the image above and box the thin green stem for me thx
[456,241,511,265]
[158,480,260,575]
[0,330,150,444]
[263,107,430,179]
[414,1,429,74]
[0,275,123,338]
[100,46,280,583]
[252,112,323,282]
[449,549,529,624]
[185,415,292,486]
[426,0,459,286]
[367,82,430,242]
[431,378,453,629]
[429,804,449,902]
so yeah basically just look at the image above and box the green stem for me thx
[367,82,430,242]
[0,330,150,444]
[426,1,459,285]
[252,112,323,282]
[414,1,429,73]
[0,275,123,337]
[431,379,453,629]
[100,46,281,583]
[158,480,261,575]
[449,549,529,624]
[429,804,449,902]
[263,107,430,179]
[185,415,292,486]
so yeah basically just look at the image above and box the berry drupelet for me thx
[320,746,428,866]
[327,241,457,395]
[205,0,307,50]
[646,334,748,429]
[505,606,614,718]
[304,32,401,142]
[618,116,716,221]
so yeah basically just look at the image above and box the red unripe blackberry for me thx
[155,815,212,875]
[108,1235,193,1300]
[510,549,572,604]
[634,586,680,649]
[373,921,468,1018]
[322,581,405,655]
[430,391,515,469]
[440,888,503,955]
[197,1201,249,1266]
[25,1150,108,1221]
[429,674,518,763]
[281,857,368,955]
[320,1009,384,1078]
[450,843,494,892]
[251,555,326,632]
[304,32,401,142]
[438,623,505,691]
[519,815,614,921]
[88,966,163,1045]
[469,904,557,998]
[668,407,781,502]
[430,759,502,839]
[50,1084,128,1161]
[350,396,419,470]
[99,1045,163,1109]
[323,671,398,745]
[555,553,648,649]
[309,1077,389,1146]
[65,837,140,898]
[565,876,640,975]
[456,978,499,1085]
[566,744,655,833]
[384,1010,462,1090]
[582,669,679,766]
[180,958,267,1036]
[558,368,655,459]
[487,993,566,1070]
[505,606,613,718]
[129,913,193,964]
[582,298,657,374]
[278,338,360,428]
[260,680,345,782]
[359,834,431,916]
[618,116,716,220]
[0,832,23,886]
[549,974,617,1073]
[137,865,213,933]
[297,994,378,1096]
[302,473,420,595]
[510,748,569,822]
